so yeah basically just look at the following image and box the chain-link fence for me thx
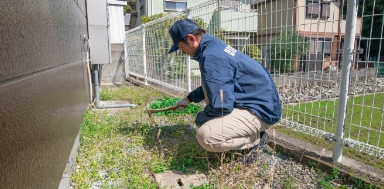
[124,0,383,160]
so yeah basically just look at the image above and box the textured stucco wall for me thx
[0,0,90,188]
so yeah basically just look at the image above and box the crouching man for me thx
[169,18,281,164]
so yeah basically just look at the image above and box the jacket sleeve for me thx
[195,55,235,126]
[187,86,205,103]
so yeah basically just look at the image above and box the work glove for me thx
[172,97,190,111]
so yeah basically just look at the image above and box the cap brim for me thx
[168,43,179,53]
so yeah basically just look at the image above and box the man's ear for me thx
[187,34,197,42]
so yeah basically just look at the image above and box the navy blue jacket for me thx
[187,34,281,126]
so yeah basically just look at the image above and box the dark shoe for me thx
[241,131,269,164]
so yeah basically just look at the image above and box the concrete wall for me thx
[214,10,258,32]
[0,0,90,188]
[101,43,127,83]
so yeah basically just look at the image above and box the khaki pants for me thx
[196,108,270,152]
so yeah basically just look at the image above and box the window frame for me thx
[309,38,332,54]
[306,0,320,18]
[321,2,330,19]
[164,0,187,11]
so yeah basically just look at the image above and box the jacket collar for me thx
[191,34,213,61]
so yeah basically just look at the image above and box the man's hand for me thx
[172,97,190,111]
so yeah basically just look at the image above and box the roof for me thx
[124,14,131,26]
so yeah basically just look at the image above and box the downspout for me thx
[93,64,136,109]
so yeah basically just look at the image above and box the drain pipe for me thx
[93,64,136,109]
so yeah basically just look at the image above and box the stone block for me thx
[154,170,208,189]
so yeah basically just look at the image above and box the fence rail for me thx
[125,0,384,160]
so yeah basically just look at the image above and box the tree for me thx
[268,28,310,73]
[246,45,262,62]
[141,13,172,24]
[124,2,136,14]
[215,29,234,46]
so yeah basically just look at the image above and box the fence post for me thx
[186,9,192,92]
[332,0,358,162]
[123,35,129,80]
[142,25,148,85]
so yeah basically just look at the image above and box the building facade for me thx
[134,0,208,26]
[253,0,362,71]
[0,1,90,188]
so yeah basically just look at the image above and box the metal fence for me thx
[124,0,384,160]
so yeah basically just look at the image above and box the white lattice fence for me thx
[124,0,384,159]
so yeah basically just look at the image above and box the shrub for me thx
[268,28,310,73]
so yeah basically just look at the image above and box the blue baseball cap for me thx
[168,18,200,53]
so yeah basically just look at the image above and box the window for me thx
[309,38,332,54]
[321,3,330,19]
[165,1,187,11]
[323,39,332,54]
[140,0,145,16]
[306,0,320,18]
[140,5,145,15]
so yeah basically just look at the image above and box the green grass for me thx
[282,93,384,148]
[99,85,166,105]
[277,93,384,169]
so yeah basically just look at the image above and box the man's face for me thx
[177,34,198,57]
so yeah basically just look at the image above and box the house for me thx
[134,0,208,27]
[130,0,259,74]
[251,0,362,72]
[210,0,259,52]
[133,0,258,51]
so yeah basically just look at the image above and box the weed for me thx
[284,176,296,189]
[100,88,113,100]
[190,183,215,189]
[262,162,268,171]
[152,163,169,173]
[308,161,320,172]
[318,178,333,189]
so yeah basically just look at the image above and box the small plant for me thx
[152,163,169,173]
[318,178,333,189]
[100,88,113,101]
[190,183,215,189]
[284,176,295,189]
[308,161,320,172]
[149,97,202,116]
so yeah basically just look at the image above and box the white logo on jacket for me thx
[224,45,237,56]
